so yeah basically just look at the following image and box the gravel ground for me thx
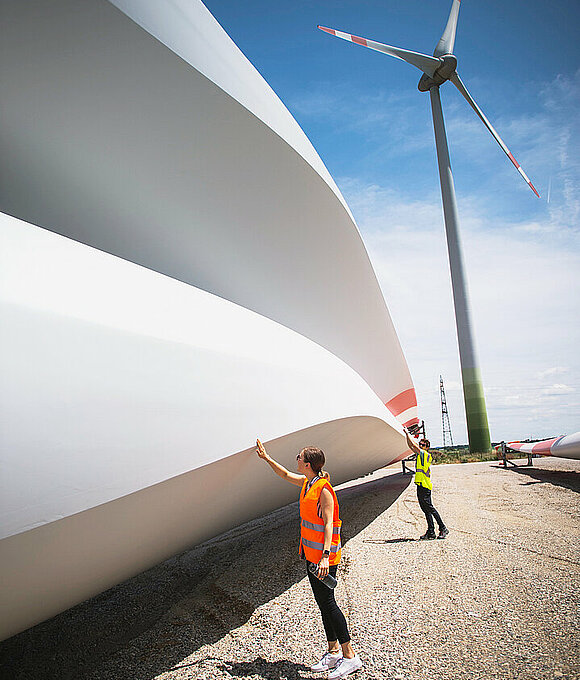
[1,457,579,680]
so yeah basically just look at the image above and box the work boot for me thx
[420,531,436,540]
[438,527,449,539]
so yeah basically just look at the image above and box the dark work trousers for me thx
[416,484,445,534]
[306,562,350,644]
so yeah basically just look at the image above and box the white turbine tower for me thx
[319,0,539,453]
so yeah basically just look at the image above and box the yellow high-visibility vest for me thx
[414,449,433,490]
[299,477,342,565]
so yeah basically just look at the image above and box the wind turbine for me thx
[319,0,539,454]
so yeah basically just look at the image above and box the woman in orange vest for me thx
[256,439,363,679]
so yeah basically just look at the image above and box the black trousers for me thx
[306,562,350,644]
[416,485,445,534]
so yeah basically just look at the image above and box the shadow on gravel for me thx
[217,657,311,679]
[508,465,580,493]
[0,470,411,680]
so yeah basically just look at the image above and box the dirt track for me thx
[2,457,579,680]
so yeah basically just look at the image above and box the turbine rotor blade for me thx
[434,0,461,57]
[450,73,540,197]
[318,25,441,78]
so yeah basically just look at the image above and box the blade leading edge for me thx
[318,25,441,78]
[450,73,540,197]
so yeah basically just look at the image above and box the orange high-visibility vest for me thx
[299,477,342,565]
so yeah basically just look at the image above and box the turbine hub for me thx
[418,54,457,92]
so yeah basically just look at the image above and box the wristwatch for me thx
[323,549,330,556]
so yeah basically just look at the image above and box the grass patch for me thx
[432,446,498,464]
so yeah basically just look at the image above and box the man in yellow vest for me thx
[405,430,449,540]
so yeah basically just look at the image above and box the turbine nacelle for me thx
[418,54,458,92]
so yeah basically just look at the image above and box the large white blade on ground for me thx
[318,26,441,78]
[434,0,462,57]
[1,212,410,640]
[450,73,540,197]
[2,0,417,411]
[507,432,580,460]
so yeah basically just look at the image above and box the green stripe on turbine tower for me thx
[462,367,491,454]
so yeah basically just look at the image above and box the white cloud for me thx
[542,384,575,396]
[536,366,568,379]
[338,165,580,445]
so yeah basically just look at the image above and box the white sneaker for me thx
[328,654,363,679]
[310,651,343,672]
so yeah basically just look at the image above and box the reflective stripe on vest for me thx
[301,537,342,553]
[414,450,433,490]
[299,477,342,565]
[301,519,341,535]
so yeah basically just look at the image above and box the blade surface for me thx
[434,0,461,57]
[318,26,441,78]
[450,73,540,197]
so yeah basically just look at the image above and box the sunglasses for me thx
[296,454,309,463]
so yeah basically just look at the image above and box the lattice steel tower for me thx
[440,375,454,447]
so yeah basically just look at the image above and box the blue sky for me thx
[203,0,580,446]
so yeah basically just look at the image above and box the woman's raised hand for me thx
[256,438,268,460]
